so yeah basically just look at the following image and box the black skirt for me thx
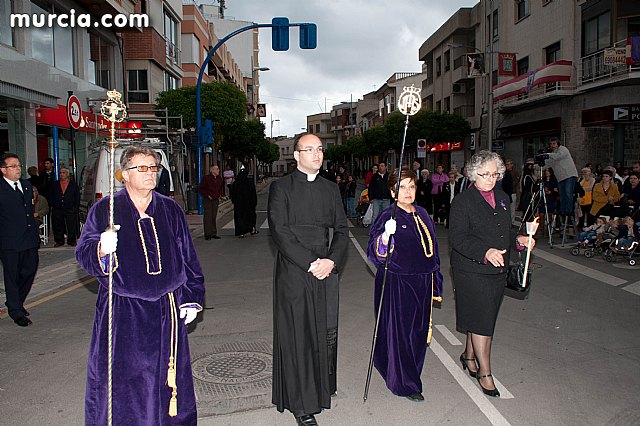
[453,269,506,336]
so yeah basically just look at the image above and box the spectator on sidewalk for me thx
[231,166,258,238]
[223,164,235,197]
[365,164,378,188]
[590,169,621,219]
[541,137,578,216]
[346,174,357,218]
[0,153,39,327]
[40,157,55,202]
[369,161,392,225]
[76,145,205,425]
[268,133,348,426]
[198,164,224,240]
[578,167,596,227]
[27,166,41,191]
[430,165,448,216]
[154,165,171,196]
[367,167,443,402]
[416,169,433,214]
[32,186,49,227]
[620,172,639,217]
[50,166,80,247]
[501,160,516,221]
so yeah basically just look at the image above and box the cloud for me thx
[223,0,474,137]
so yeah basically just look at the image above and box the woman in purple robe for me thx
[76,146,205,425]
[367,168,443,402]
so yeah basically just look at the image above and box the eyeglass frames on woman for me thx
[126,164,163,172]
[476,172,500,180]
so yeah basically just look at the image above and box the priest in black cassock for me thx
[268,133,349,426]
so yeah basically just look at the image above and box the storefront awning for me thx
[0,80,58,108]
[492,60,573,102]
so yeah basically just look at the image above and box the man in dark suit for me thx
[0,153,40,327]
[40,157,55,202]
[440,171,458,227]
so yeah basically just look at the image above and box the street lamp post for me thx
[271,115,280,138]
[251,65,269,185]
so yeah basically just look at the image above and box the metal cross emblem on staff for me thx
[398,84,422,116]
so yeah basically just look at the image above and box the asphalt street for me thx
[1,180,639,426]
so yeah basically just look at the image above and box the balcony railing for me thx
[494,81,575,108]
[579,39,640,86]
[166,39,181,67]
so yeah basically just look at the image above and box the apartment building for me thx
[306,112,335,148]
[419,0,640,170]
[0,0,132,177]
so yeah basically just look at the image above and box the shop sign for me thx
[36,104,110,133]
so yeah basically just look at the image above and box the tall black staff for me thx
[100,90,127,426]
[363,85,422,402]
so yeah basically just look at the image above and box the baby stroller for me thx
[604,239,639,266]
[356,188,371,228]
[571,232,615,258]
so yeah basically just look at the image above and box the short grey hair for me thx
[120,146,161,170]
[466,150,505,182]
[421,169,429,175]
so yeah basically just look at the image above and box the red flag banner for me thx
[498,52,517,76]
[627,36,640,65]
[492,60,573,102]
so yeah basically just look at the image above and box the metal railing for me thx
[166,39,181,67]
[579,39,640,86]
[494,81,575,108]
[453,104,475,117]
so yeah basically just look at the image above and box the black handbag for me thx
[506,253,532,292]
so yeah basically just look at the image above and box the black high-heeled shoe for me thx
[477,373,500,397]
[459,354,478,378]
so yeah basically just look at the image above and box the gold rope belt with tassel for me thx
[167,292,178,417]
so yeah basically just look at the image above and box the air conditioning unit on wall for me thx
[452,83,466,94]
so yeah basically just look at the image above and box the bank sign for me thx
[613,105,640,122]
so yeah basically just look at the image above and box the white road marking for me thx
[622,280,640,296]
[534,249,627,286]
[222,219,234,229]
[435,324,462,346]
[348,231,376,274]
[430,339,513,425]
[260,218,269,229]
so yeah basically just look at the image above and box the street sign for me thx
[67,95,82,129]
[469,133,476,150]
[417,138,427,158]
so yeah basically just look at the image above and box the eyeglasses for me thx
[297,146,324,154]
[476,172,500,180]
[126,164,162,173]
[1,164,21,169]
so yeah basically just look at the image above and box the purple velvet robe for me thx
[76,189,205,426]
[367,205,443,397]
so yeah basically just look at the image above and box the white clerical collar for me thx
[298,167,319,181]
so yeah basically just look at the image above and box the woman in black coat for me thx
[449,151,536,397]
[416,169,433,214]
[231,167,258,237]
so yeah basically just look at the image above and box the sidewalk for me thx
[0,178,274,317]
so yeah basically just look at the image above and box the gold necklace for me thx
[413,213,434,258]
[137,216,162,275]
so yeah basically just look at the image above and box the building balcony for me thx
[578,39,640,91]
[453,104,475,118]
[166,39,181,67]
[494,82,575,111]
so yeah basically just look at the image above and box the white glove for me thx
[180,307,198,325]
[100,225,120,255]
[382,218,397,241]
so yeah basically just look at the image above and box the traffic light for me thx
[299,23,317,49]
[272,17,289,51]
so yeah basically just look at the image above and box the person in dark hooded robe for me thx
[231,167,258,237]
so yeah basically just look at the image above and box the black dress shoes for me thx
[295,414,318,425]
[14,316,32,327]
[211,235,221,239]
[405,392,424,402]
[205,236,212,240]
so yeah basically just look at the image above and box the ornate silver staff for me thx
[100,90,127,426]
[363,85,421,402]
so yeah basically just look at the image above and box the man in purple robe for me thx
[76,146,205,425]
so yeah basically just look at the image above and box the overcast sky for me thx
[224,0,474,138]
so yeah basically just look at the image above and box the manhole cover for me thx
[192,351,271,385]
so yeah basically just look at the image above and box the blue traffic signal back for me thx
[272,17,289,51]
[299,23,317,49]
